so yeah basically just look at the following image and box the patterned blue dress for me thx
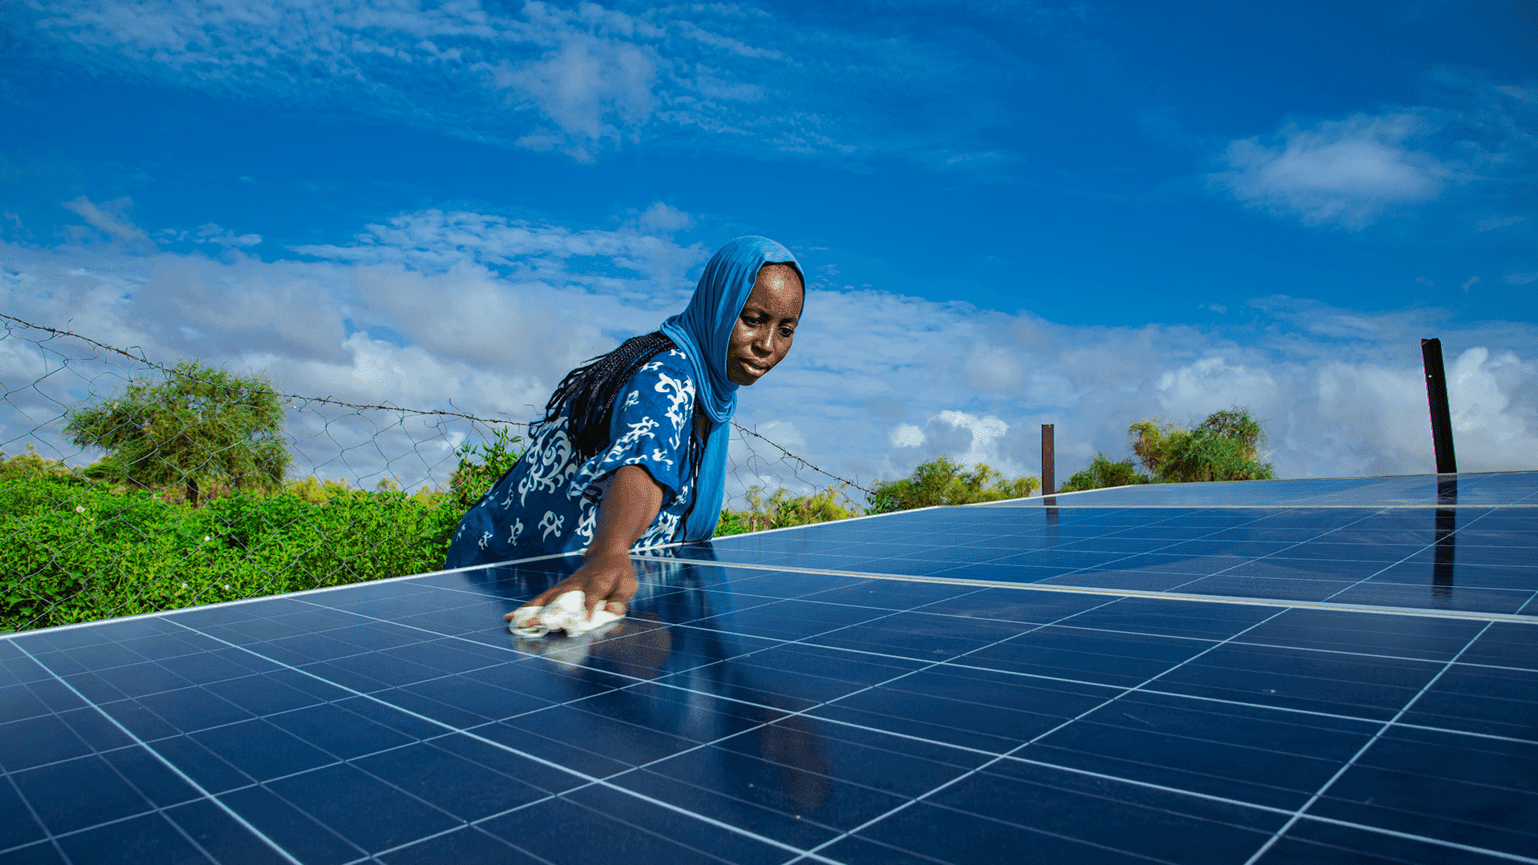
[443,348,702,569]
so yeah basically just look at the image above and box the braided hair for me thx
[543,331,679,462]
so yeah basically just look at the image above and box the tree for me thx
[868,456,1039,512]
[1058,454,1149,493]
[1129,406,1274,483]
[64,361,290,507]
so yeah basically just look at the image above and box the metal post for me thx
[1420,338,1457,474]
[1041,424,1055,495]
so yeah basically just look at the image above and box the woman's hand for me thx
[504,464,664,627]
[515,550,636,622]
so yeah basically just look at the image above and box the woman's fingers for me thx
[577,553,637,618]
[582,568,625,617]
[503,559,635,624]
[505,575,582,622]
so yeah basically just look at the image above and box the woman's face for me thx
[727,264,803,386]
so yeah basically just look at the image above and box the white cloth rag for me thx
[509,590,623,638]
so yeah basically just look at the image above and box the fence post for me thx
[1041,423,1055,495]
[1420,338,1457,474]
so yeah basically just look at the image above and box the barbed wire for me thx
[729,422,887,504]
[0,313,531,428]
[0,311,890,504]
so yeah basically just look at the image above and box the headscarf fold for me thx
[660,236,803,541]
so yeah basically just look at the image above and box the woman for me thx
[443,236,805,626]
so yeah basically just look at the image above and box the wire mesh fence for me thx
[0,313,883,633]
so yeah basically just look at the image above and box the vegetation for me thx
[0,469,460,631]
[64,361,289,508]
[0,427,524,633]
[1058,454,1148,493]
[864,456,1039,513]
[716,484,859,535]
[1129,407,1273,483]
[447,426,525,510]
[1059,406,1274,493]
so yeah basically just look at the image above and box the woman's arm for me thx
[507,464,663,624]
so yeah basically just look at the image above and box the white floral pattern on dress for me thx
[443,349,702,569]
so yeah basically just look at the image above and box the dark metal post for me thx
[1041,424,1055,495]
[1421,338,1457,474]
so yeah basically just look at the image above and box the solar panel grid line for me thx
[1,773,65,863]
[1312,505,1503,606]
[629,558,1538,624]
[695,497,1538,619]
[6,639,304,865]
[698,569,1525,855]
[806,635,1506,747]
[0,566,1513,720]
[792,605,1297,864]
[576,591,1151,865]
[1157,507,1455,596]
[227,563,1194,863]
[32,567,1108,863]
[145,616,830,865]
[143,569,1220,862]
[1239,621,1496,865]
[12,615,587,855]
[1288,814,1538,865]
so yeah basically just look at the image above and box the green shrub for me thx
[1058,454,1150,493]
[0,426,533,632]
[1129,407,1274,483]
[867,457,1039,513]
[717,484,859,535]
[0,473,460,631]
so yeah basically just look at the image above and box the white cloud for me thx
[890,423,925,448]
[1211,112,1457,229]
[61,196,156,249]
[489,34,658,159]
[195,223,262,248]
[1446,348,1538,468]
[1506,272,1537,285]
[625,202,694,237]
[5,203,1536,504]
[1210,73,1538,232]
[933,410,1009,467]
[1476,215,1524,231]
[1156,357,1280,419]
[19,0,1018,167]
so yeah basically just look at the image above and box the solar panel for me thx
[2,472,1535,864]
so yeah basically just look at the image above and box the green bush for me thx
[1058,454,1150,493]
[867,457,1039,512]
[717,484,859,535]
[1057,407,1275,493]
[1129,406,1274,483]
[0,430,527,632]
[0,471,462,631]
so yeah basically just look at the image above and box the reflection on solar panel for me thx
[2,473,1535,864]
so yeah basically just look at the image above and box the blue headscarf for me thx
[660,236,804,541]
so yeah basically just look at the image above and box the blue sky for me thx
[2,0,1535,495]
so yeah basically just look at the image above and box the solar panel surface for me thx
[1,472,1535,864]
